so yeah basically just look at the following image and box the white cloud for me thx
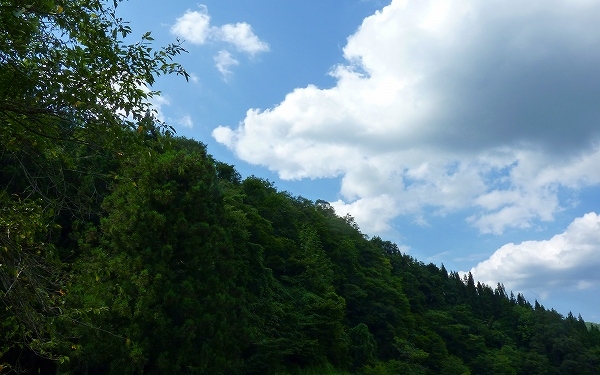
[218,23,270,55]
[214,50,239,78]
[212,0,600,235]
[170,6,211,45]
[177,114,194,129]
[469,212,600,296]
[171,5,268,76]
[331,195,400,233]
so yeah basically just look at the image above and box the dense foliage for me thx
[2,1,600,374]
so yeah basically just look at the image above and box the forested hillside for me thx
[2,1,600,374]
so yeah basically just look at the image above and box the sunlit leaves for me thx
[0,0,188,147]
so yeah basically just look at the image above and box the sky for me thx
[117,0,600,322]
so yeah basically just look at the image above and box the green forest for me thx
[2,1,600,374]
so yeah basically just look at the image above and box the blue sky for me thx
[117,0,600,321]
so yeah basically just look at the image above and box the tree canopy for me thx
[1,0,187,369]
[3,1,600,375]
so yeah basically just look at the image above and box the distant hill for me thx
[4,133,600,374]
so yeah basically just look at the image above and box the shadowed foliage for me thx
[3,1,600,374]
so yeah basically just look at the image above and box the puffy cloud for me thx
[331,195,400,233]
[469,212,600,295]
[213,0,600,234]
[218,23,269,55]
[170,6,211,44]
[171,5,268,76]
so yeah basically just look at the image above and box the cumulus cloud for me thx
[212,0,600,235]
[469,212,600,296]
[170,6,211,44]
[217,23,269,55]
[171,5,268,76]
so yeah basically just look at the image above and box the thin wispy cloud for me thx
[177,114,194,129]
[214,50,239,79]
